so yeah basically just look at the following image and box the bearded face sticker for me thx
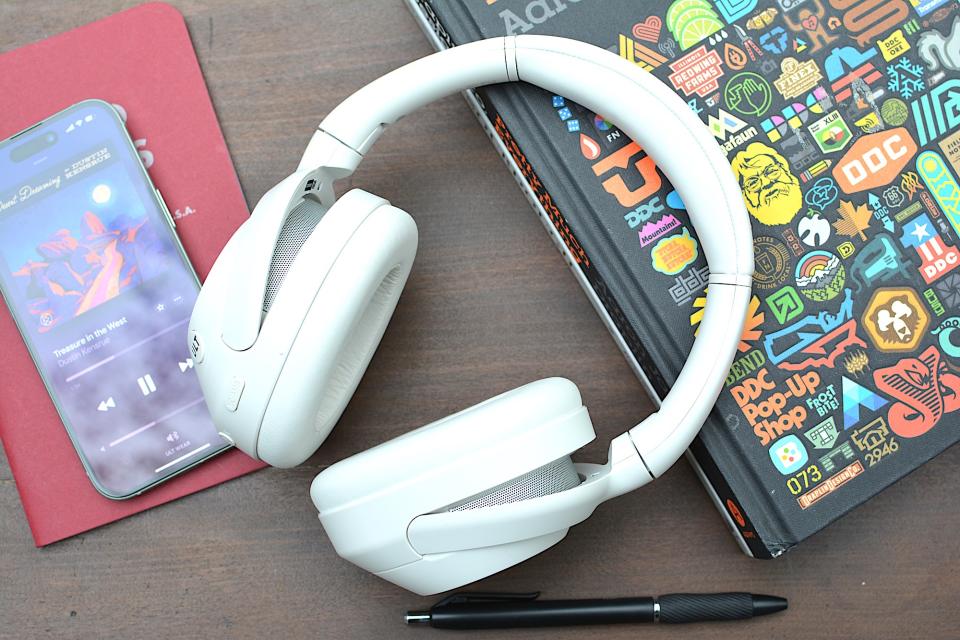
[731,142,803,226]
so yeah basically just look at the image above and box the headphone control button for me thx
[188,330,204,363]
[225,375,245,412]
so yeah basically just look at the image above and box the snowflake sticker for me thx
[886,57,925,99]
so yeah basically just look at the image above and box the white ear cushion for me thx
[314,378,586,502]
[313,263,408,431]
[256,202,418,467]
[310,378,596,576]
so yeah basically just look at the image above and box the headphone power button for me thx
[225,375,245,412]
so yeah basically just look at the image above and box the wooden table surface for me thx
[1,2,958,638]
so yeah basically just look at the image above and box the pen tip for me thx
[751,594,788,617]
[405,611,431,625]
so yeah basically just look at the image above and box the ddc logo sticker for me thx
[769,434,809,475]
[833,128,918,194]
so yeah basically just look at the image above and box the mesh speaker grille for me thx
[262,198,327,313]
[445,456,581,512]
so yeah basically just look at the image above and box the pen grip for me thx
[658,592,754,623]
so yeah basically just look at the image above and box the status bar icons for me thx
[65,113,94,133]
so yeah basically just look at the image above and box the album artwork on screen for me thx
[0,147,170,336]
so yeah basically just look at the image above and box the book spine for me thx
[686,443,773,559]
[404,0,778,558]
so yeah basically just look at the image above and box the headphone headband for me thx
[230,35,753,485]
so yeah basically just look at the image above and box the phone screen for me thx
[0,100,230,498]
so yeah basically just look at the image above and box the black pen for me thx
[405,591,787,629]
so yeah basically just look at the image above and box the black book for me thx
[406,0,960,557]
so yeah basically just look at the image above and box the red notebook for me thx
[0,2,265,546]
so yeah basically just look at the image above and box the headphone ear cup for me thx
[310,377,597,593]
[255,191,418,467]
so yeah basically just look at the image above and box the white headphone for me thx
[188,35,754,595]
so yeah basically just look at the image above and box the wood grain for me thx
[1,2,958,638]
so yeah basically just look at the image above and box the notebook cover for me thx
[408,0,960,556]
[0,2,265,547]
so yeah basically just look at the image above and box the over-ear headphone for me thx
[188,35,754,595]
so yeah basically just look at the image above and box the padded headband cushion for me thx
[313,35,751,281]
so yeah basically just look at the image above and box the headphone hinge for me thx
[298,128,363,177]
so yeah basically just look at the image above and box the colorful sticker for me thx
[805,177,840,209]
[917,151,960,238]
[877,29,911,61]
[732,142,804,225]
[724,72,774,117]
[732,368,821,445]
[833,128,918,194]
[795,250,846,301]
[939,130,960,177]
[796,459,864,509]
[766,285,806,324]
[651,228,699,275]
[862,287,931,352]
[769,434,810,474]
[666,0,724,50]
[899,213,960,284]
[911,79,960,145]
[847,233,912,293]
[805,416,840,449]
[797,210,833,246]
[763,288,866,369]
[932,317,960,357]
[808,111,853,153]
[668,45,725,95]
[874,346,960,438]
[774,57,824,98]
[818,441,857,473]
[669,265,710,305]
[842,376,888,430]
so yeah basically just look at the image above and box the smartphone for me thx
[0,99,231,499]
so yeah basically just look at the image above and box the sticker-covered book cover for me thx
[409,0,960,556]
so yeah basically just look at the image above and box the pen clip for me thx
[431,592,541,608]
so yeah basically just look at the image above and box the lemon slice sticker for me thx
[678,16,724,49]
[673,7,720,35]
[666,0,714,31]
